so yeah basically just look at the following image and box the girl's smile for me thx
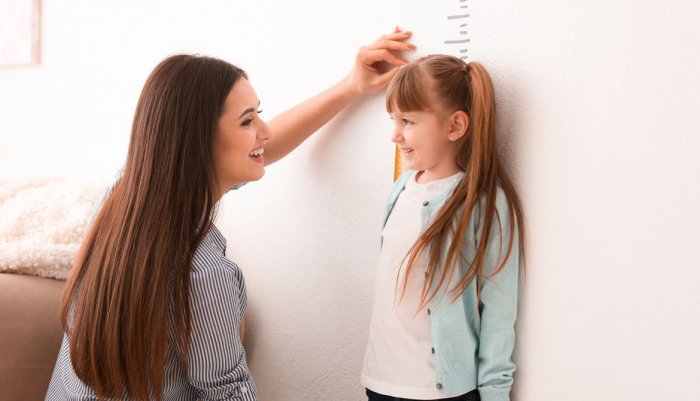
[390,110,460,183]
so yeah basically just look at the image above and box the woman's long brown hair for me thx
[386,55,524,312]
[60,55,247,400]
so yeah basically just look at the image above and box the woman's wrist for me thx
[336,74,363,100]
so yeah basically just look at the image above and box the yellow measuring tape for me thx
[394,145,403,182]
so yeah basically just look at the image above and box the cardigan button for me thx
[436,383,443,390]
[427,308,431,315]
[431,347,435,354]
[422,201,429,206]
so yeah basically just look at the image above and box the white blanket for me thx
[0,178,108,280]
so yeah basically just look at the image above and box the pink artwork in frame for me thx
[0,0,41,67]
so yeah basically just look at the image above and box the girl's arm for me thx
[477,190,520,401]
[264,29,414,165]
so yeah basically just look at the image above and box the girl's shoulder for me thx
[472,185,518,236]
[471,185,508,209]
[395,170,415,187]
[385,170,415,200]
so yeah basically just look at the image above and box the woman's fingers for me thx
[360,48,407,68]
[366,39,416,52]
[341,28,416,96]
[377,30,412,43]
[373,65,402,87]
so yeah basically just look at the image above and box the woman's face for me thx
[213,78,272,193]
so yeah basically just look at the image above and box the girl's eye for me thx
[389,116,412,125]
[257,109,263,114]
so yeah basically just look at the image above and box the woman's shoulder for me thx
[189,241,245,304]
[190,225,242,279]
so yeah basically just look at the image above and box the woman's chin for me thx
[252,168,265,181]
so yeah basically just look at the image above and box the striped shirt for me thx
[45,222,257,401]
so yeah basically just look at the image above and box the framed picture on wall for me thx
[0,0,41,67]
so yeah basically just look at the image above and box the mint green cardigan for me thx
[381,171,520,401]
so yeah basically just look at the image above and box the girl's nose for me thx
[390,126,403,143]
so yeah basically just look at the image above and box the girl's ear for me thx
[448,111,469,141]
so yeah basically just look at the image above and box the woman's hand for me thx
[342,27,415,97]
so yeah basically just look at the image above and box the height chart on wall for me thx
[392,0,470,180]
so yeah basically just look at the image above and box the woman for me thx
[45,29,414,401]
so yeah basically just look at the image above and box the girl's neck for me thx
[415,166,463,184]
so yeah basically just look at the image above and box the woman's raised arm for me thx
[264,29,415,165]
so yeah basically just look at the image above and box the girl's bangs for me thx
[386,64,431,113]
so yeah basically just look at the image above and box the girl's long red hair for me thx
[386,55,524,311]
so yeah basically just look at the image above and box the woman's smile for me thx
[249,147,265,163]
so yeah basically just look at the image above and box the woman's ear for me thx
[448,111,469,141]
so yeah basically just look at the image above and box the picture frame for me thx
[0,0,41,67]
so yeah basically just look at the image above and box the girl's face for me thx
[213,78,272,194]
[390,109,463,182]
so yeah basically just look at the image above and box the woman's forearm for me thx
[264,79,356,166]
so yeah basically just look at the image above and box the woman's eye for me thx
[257,109,263,114]
[241,119,254,127]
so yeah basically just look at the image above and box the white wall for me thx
[470,2,700,400]
[2,1,699,400]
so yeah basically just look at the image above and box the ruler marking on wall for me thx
[395,0,471,180]
[444,39,470,44]
[447,1,470,61]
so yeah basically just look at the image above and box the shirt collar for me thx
[206,223,227,254]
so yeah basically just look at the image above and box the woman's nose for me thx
[259,120,272,141]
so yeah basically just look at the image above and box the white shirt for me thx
[361,171,465,399]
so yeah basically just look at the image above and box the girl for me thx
[45,30,414,401]
[361,55,524,401]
